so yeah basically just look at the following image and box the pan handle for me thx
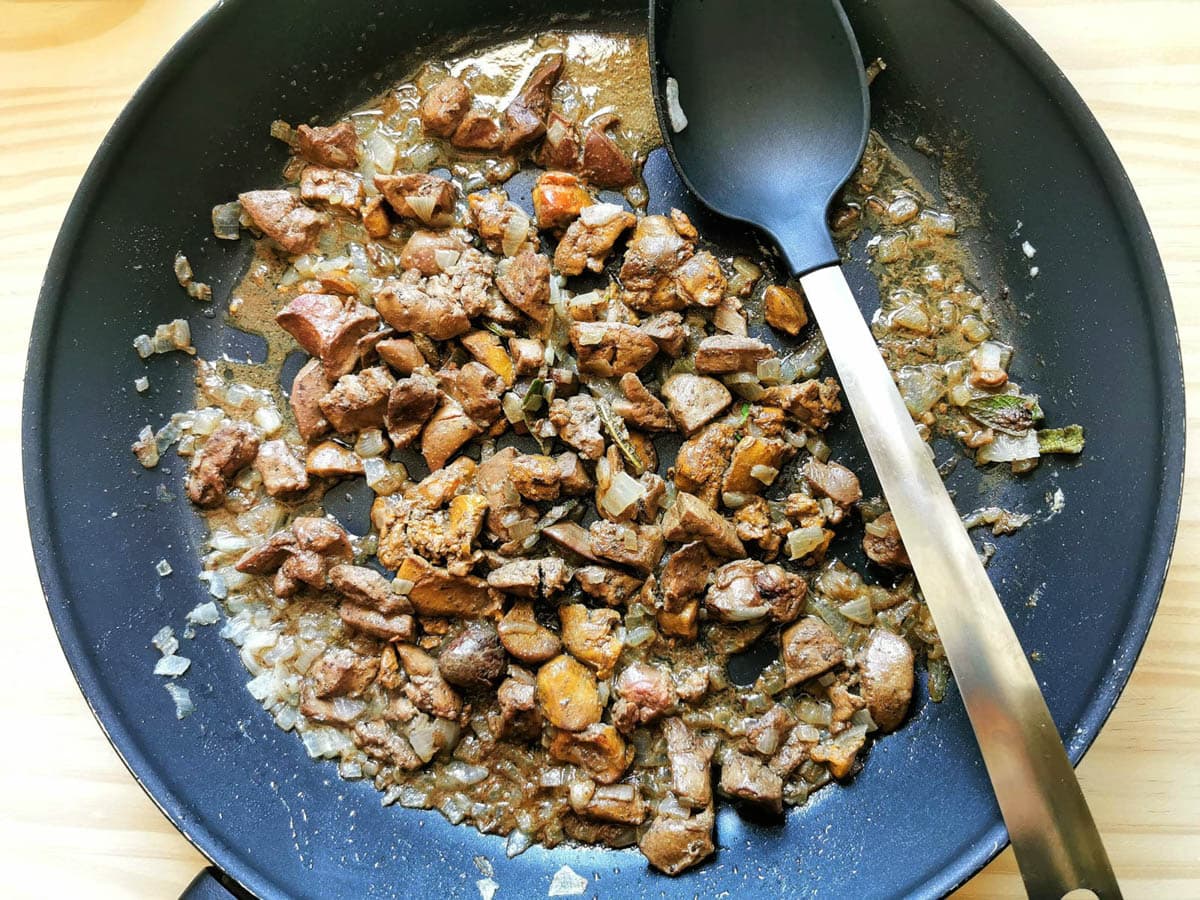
[180,868,244,900]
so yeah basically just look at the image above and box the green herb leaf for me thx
[521,378,544,412]
[964,394,1042,436]
[1037,424,1085,454]
[738,402,751,424]
[593,394,645,475]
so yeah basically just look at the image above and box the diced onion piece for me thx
[971,340,1012,373]
[405,140,440,171]
[976,430,1040,464]
[212,201,244,240]
[574,321,608,346]
[186,601,221,626]
[446,761,489,785]
[155,558,173,576]
[625,625,657,647]
[405,193,438,224]
[152,625,178,656]
[896,365,944,416]
[864,519,892,538]
[728,256,762,295]
[750,464,779,486]
[599,470,646,518]
[796,697,833,727]
[501,212,532,257]
[502,392,526,425]
[134,377,150,393]
[433,248,461,271]
[725,371,764,401]
[253,406,283,435]
[366,131,397,173]
[133,334,153,358]
[712,301,746,335]
[164,683,195,719]
[838,596,875,625]
[787,526,827,560]
[579,203,624,226]
[363,457,406,495]
[756,358,782,383]
[355,427,387,458]
[665,76,688,132]
[722,491,750,509]
[154,654,191,677]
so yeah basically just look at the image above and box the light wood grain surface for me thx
[1,1,1196,897]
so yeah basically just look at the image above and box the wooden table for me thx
[1,1,1196,896]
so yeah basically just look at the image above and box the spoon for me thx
[649,2,1120,896]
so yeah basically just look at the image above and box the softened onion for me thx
[579,203,623,226]
[599,470,645,518]
[897,365,944,415]
[838,596,875,625]
[501,212,532,257]
[787,526,826,560]
[366,131,397,173]
[751,464,779,485]
[405,193,438,224]
[211,202,243,240]
[976,431,1039,464]
[756,358,782,383]
[665,76,688,132]
[433,248,461,271]
[712,300,746,335]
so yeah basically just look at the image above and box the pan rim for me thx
[21,0,1184,897]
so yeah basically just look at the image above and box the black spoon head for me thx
[649,0,870,275]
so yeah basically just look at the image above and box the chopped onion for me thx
[164,683,195,719]
[795,697,833,727]
[134,376,150,393]
[599,470,645,518]
[500,212,532,257]
[212,201,244,240]
[976,430,1039,464]
[548,865,588,897]
[501,392,526,425]
[355,428,387,458]
[506,829,533,858]
[579,203,624,226]
[573,321,608,346]
[838,596,875,625]
[712,300,746,335]
[750,464,779,485]
[154,654,191,677]
[896,365,945,416]
[446,761,489,785]
[722,491,750,509]
[405,140,440,171]
[405,193,438,224]
[133,334,153,358]
[366,131,397,173]
[625,625,657,648]
[728,256,762,295]
[253,406,282,435]
[155,559,173,577]
[665,76,688,132]
[787,526,827,560]
[152,626,179,657]
[186,601,221,626]
[971,340,1012,374]
[756,358,782,383]
[433,248,461,271]
[725,371,765,401]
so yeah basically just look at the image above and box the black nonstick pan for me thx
[22,1,1183,898]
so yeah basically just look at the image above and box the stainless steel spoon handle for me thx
[799,264,1121,899]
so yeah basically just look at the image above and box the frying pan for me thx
[22,0,1183,897]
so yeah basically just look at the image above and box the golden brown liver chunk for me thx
[804,457,863,507]
[764,284,808,335]
[863,511,911,569]
[861,629,915,732]
[612,373,672,431]
[553,203,636,275]
[694,335,774,374]
[780,616,845,686]
[536,654,602,732]
[398,230,470,276]
[299,166,364,209]
[329,564,412,615]
[374,279,470,341]
[395,555,497,618]
[496,250,551,323]
[569,321,659,377]
[374,173,456,222]
[276,292,380,377]
[290,359,333,441]
[639,808,715,875]
[418,76,471,138]
[661,491,745,559]
[704,559,807,624]
[295,122,358,169]
[760,377,842,429]
[238,189,325,254]
[497,601,562,664]
[385,373,440,449]
[723,435,793,495]
[319,366,395,433]
[559,604,623,679]
[186,422,260,508]
[663,717,715,809]
[532,170,592,230]
[255,440,309,497]
[548,723,632,783]
[588,521,665,575]
[661,374,731,435]
[396,644,462,720]
[547,395,605,460]
[420,397,481,471]
[718,750,783,815]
